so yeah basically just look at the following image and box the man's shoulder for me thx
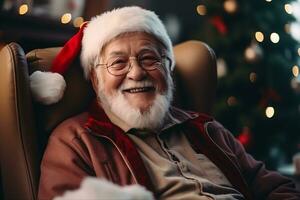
[170,106,213,123]
[50,112,89,141]
[174,107,229,135]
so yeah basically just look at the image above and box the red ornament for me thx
[210,16,228,35]
[237,127,251,147]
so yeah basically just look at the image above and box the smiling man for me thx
[91,32,173,131]
[34,6,300,200]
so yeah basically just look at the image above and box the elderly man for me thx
[32,6,300,200]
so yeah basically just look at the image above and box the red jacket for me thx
[38,103,300,200]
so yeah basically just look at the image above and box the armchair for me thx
[0,40,217,200]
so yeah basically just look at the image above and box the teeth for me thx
[126,87,153,93]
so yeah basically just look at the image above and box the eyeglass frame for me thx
[95,54,172,76]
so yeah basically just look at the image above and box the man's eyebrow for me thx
[138,45,161,54]
[107,51,127,57]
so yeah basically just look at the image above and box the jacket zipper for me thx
[87,128,138,184]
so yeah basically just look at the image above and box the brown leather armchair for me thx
[0,41,217,200]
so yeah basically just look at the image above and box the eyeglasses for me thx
[95,53,171,76]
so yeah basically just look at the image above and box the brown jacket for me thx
[38,104,300,200]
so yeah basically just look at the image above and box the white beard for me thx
[97,77,173,130]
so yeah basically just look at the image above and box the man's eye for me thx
[110,59,127,68]
[112,59,127,64]
[140,56,159,64]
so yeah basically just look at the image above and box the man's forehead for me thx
[101,32,163,57]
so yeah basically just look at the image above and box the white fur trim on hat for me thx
[81,6,175,79]
[53,177,154,200]
[30,71,66,105]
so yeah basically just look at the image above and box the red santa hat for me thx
[30,6,175,105]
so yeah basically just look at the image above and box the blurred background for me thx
[0,0,300,174]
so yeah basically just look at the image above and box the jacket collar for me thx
[85,100,156,193]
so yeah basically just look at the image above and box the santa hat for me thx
[30,6,175,105]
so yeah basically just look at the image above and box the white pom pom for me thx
[53,177,154,200]
[123,184,154,200]
[30,71,66,105]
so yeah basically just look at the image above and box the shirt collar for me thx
[127,106,199,135]
[161,106,199,131]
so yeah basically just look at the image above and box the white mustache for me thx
[119,80,155,90]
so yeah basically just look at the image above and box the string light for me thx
[61,13,72,24]
[73,17,84,28]
[284,4,293,14]
[265,106,275,118]
[270,32,280,43]
[197,5,207,16]
[245,47,256,61]
[224,0,237,14]
[19,4,28,15]
[265,0,272,2]
[217,58,227,78]
[255,32,264,42]
[285,24,291,34]
[249,72,257,83]
[292,65,299,77]
[227,96,237,106]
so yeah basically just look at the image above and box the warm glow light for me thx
[270,33,280,43]
[73,17,84,28]
[265,107,275,118]
[292,65,299,77]
[298,48,300,56]
[255,32,264,42]
[61,13,72,24]
[245,47,256,61]
[19,4,28,15]
[284,4,293,14]
[227,96,237,106]
[224,0,237,13]
[249,72,257,83]
[197,5,207,16]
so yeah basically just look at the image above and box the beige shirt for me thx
[127,108,245,200]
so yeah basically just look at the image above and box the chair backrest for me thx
[0,40,217,200]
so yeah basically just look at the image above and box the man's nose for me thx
[126,59,147,80]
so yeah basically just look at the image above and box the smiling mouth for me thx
[123,86,155,93]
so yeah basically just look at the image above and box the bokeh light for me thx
[265,107,275,118]
[197,5,207,16]
[73,17,84,28]
[284,4,293,14]
[292,65,299,77]
[255,32,264,42]
[61,13,72,24]
[270,32,280,43]
[19,4,28,15]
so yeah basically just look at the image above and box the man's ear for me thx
[90,68,99,93]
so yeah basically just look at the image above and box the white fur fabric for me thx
[81,6,175,79]
[53,177,154,200]
[30,71,66,105]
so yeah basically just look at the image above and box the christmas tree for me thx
[194,0,300,169]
